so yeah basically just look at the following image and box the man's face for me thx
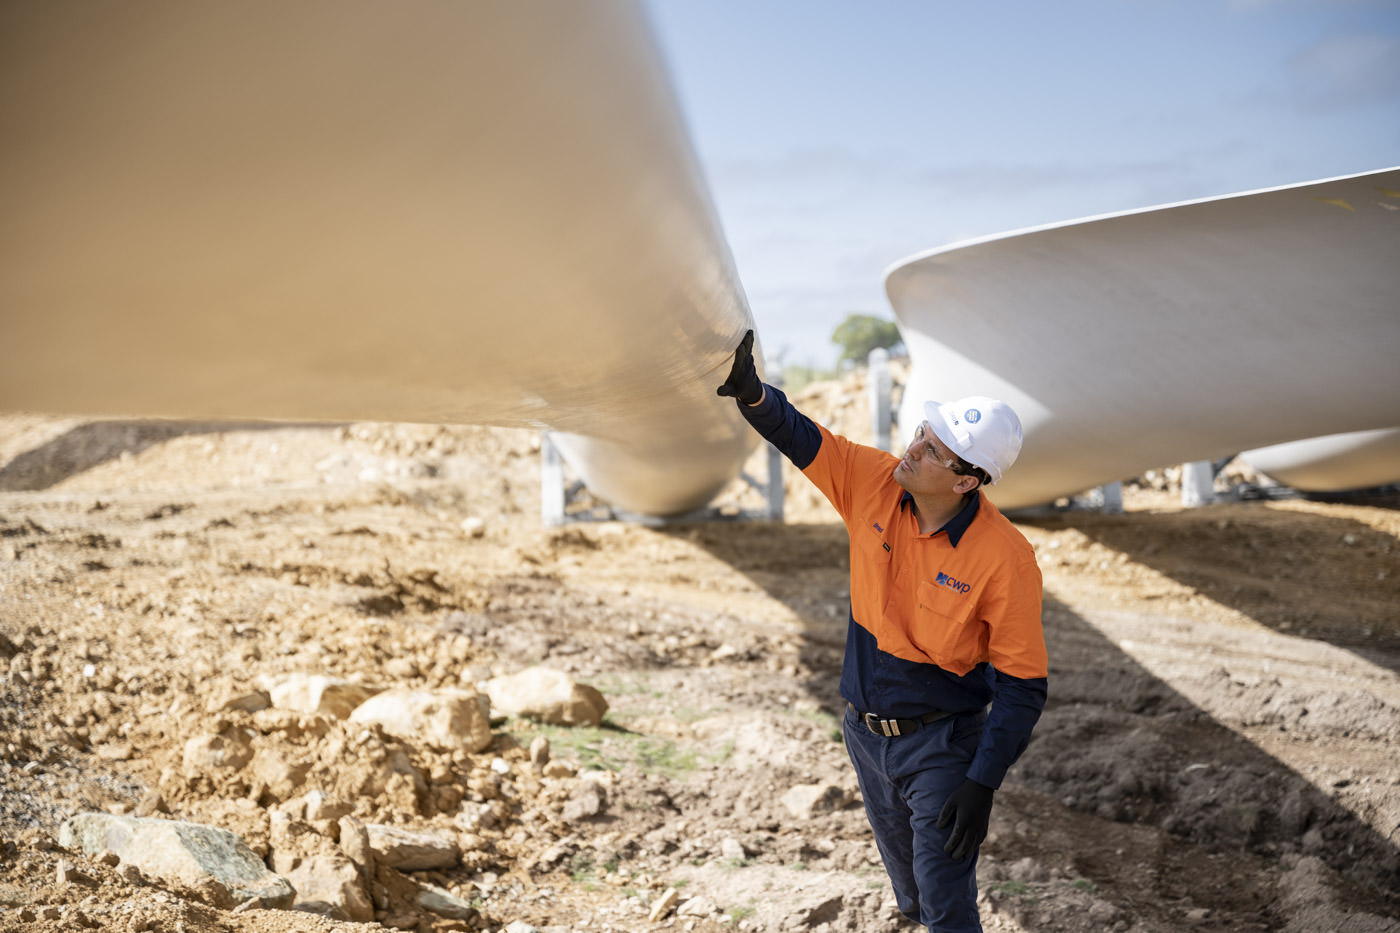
[893,421,965,494]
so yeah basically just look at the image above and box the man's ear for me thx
[954,474,981,495]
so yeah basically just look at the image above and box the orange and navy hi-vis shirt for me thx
[740,385,1048,789]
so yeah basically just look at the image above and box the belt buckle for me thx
[864,712,900,737]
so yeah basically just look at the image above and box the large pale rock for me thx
[262,674,378,719]
[483,667,608,726]
[418,882,477,921]
[58,813,293,909]
[781,783,847,819]
[348,688,492,753]
[365,824,460,871]
[283,855,374,922]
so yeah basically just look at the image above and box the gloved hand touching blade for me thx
[938,778,994,861]
[716,329,764,406]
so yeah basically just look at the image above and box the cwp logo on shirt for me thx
[935,571,971,595]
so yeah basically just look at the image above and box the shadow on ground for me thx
[0,420,340,492]
[1020,500,1400,670]
[666,517,1400,928]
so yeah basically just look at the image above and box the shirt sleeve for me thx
[736,384,893,520]
[734,383,823,469]
[966,670,1047,789]
[969,549,1048,787]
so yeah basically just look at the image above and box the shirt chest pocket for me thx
[914,579,981,674]
[847,526,900,620]
[853,524,893,574]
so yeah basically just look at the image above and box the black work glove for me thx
[938,778,994,861]
[716,329,764,406]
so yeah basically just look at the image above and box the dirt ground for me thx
[1,367,1398,933]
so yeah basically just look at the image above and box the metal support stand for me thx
[540,431,785,527]
[869,347,892,452]
[1181,460,1215,507]
[761,435,784,522]
[540,431,569,527]
[1096,481,1124,514]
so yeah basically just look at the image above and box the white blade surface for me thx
[0,1,758,516]
[887,169,1400,510]
[1242,428,1400,493]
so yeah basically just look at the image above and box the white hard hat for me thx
[923,396,1023,485]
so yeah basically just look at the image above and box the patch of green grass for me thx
[1071,877,1096,893]
[988,880,1036,901]
[568,854,599,889]
[510,717,720,778]
[729,904,756,921]
[567,854,622,890]
[989,881,1030,894]
[590,672,663,699]
[637,736,702,774]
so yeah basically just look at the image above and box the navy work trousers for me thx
[843,705,987,933]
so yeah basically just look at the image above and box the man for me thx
[717,331,1047,933]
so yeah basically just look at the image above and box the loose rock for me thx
[417,882,477,921]
[365,823,461,871]
[262,673,378,719]
[59,813,294,909]
[283,854,374,921]
[348,688,493,753]
[781,782,847,819]
[648,887,680,922]
[484,666,609,726]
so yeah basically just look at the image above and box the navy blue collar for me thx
[899,489,981,546]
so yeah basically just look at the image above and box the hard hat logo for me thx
[964,409,982,424]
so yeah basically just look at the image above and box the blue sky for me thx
[644,0,1400,367]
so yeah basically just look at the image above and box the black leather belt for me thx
[848,702,952,737]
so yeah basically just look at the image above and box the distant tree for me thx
[831,313,903,365]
